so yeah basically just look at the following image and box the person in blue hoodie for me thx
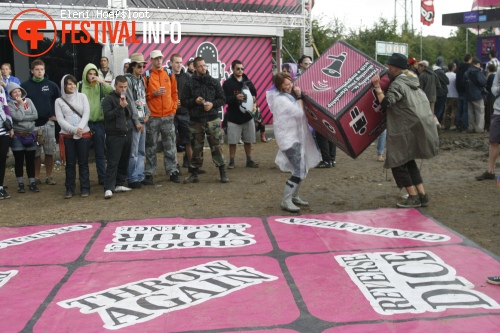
[21,59,61,186]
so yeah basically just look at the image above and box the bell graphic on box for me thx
[322,52,347,78]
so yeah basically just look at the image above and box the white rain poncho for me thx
[266,89,320,179]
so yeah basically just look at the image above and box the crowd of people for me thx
[0,52,271,200]
[0,50,499,210]
[0,48,499,284]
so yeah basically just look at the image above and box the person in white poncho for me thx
[266,72,320,212]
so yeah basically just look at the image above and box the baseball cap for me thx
[408,57,420,65]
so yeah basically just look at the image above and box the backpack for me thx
[143,66,175,88]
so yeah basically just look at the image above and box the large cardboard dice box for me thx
[295,41,391,158]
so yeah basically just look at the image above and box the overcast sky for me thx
[312,0,476,38]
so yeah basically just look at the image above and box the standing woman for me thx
[266,72,320,212]
[55,75,91,198]
[371,53,439,208]
[0,85,13,199]
[7,82,38,194]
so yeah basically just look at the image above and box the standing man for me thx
[181,56,228,184]
[170,53,192,168]
[79,63,114,185]
[456,54,473,132]
[1,63,21,99]
[124,53,149,188]
[223,60,259,169]
[143,50,180,184]
[21,59,61,187]
[464,58,487,133]
[98,56,114,84]
[444,62,459,130]
[101,75,133,199]
[433,60,450,124]
[418,60,441,126]
[476,65,500,181]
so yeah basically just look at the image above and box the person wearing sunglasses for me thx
[124,53,150,189]
[222,60,259,169]
[297,55,313,78]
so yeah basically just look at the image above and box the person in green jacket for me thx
[78,63,114,185]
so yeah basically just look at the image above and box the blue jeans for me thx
[376,129,387,155]
[64,137,91,194]
[88,121,106,182]
[457,95,469,130]
[128,125,146,183]
[434,95,447,123]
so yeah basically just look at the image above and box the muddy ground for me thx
[1,130,499,257]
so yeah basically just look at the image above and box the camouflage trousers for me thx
[189,117,225,169]
[145,116,179,177]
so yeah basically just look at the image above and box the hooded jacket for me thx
[418,67,440,103]
[464,65,487,102]
[55,75,90,138]
[181,73,225,121]
[79,63,114,122]
[0,86,12,136]
[223,73,257,125]
[21,74,60,127]
[383,74,439,169]
[433,65,449,97]
[7,82,37,133]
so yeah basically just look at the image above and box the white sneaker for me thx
[104,190,113,199]
[114,186,131,192]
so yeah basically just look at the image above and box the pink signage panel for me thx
[322,316,500,333]
[0,265,67,333]
[287,246,500,324]
[35,256,299,332]
[85,217,273,261]
[0,223,99,265]
[268,209,463,253]
[296,41,391,157]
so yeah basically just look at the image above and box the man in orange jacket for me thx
[143,49,180,184]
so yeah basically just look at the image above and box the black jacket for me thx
[464,66,487,101]
[181,73,225,121]
[434,67,449,97]
[223,74,257,125]
[174,69,191,116]
[102,91,133,135]
[456,62,471,95]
